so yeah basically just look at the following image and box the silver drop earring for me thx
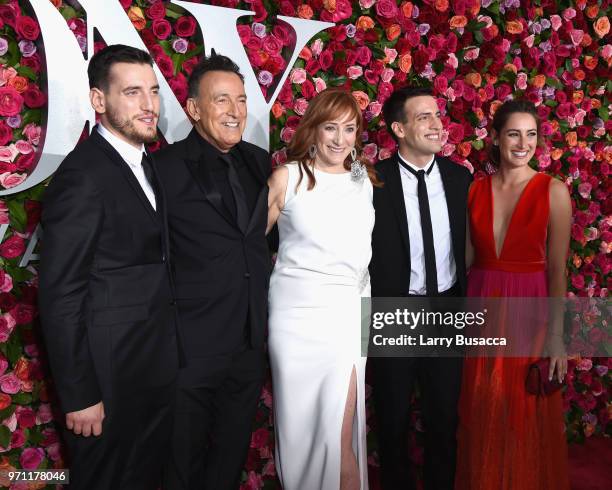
[350,148,366,183]
[308,145,317,159]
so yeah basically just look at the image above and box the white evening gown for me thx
[269,162,373,490]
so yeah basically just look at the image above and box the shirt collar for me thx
[97,124,145,168]
[397,152,435,174]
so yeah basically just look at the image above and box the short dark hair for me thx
[382,87,433,141]
[490,99,543,166]
[187,51,244,98]
[88,44,153,91]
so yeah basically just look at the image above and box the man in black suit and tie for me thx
[38,45,179,489]
[155,53,271,490]
[369,87,472,490]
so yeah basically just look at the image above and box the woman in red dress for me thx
[455,100,572,489]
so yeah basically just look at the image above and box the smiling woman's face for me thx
[495,112,538,168]
[314,111,357,169]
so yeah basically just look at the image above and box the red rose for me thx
[15,153,35,172]
[0,293,16,311]
[146,1,166,20]
[0,5,17,28]
[377,82,394,103]
[279,0,295,16]
[301,80,315,99]
[433,76,449,95]
[11,303,35,325]
[119,0,132,8]
[155,54,174,78]
[364,69,378,85]
[246,37,261,51]
[16,15,40,40]
[305,58,321,76]
[11,429,26,449]
[262,34,282,55]
[250,428,269,449]
[0,235,25,259]
[17,407,36,428]
[23,85,46,108]
[447,122,465,144]
[0,86,24,116]
[152,19,172,40]
[273,24,293,46]
[0,393,10,410]
[0,120,12,146]
[20,447,44,471]
[262,55,285,76]
[169,74,188,105]
[182,57,199,76]
[175,16,196,37]
[251,0,268,22]
[412,48,430,73]
[376,0,399,19]
[319,49,333,71]
[237,25,251,45]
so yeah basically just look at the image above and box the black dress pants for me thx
[372,355,463,490]
[163,348,266,490]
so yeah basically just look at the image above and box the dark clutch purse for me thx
[525,358,563,396]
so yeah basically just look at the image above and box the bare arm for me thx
[266,165,289,235]
[546,178,572,382]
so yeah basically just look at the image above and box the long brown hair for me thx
[286,88,381,190]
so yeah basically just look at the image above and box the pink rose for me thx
[376,0,399,19]
[577,358,593,371]
[0,270,12,293]
[0,234,25,258]
[362,143,378,162]
[0,373,20,394]
[0,86,24,116]
[175,16,196,38]
[16,16,40,41]
[19,447,45,470]
[313,77,326,93]
[152,19,172,40]
[36,404,53,425]
[0,172,26,189]
[347,65,363,80]
[294,98,309,116]
[46,442,62,462]
[15,140,32,154]
[290,68,306,84]
[279,127,295,143]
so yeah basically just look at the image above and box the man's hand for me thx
[66,401,105,437]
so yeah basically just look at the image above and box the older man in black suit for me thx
[39,45,179,489]
[155,53,271,490]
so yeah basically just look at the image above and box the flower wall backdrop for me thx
[0,0,610,488]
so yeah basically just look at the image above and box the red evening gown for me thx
[455,173,570,490]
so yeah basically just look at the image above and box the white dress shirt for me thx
[97,124,157,210]
[398,153,456,294]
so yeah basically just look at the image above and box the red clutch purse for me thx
[525,358,563,396]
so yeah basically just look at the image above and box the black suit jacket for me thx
[154,129,271,362]
[38,129,179,414]
[370,155,472,297]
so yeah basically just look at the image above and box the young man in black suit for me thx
[369,87,472,490]
[39,45,179,489]
[155,53,271,490]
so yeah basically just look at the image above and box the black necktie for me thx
[221,154,249,233]
[399,159,438,296]
[141,153,157,210]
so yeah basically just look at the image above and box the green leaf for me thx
[0,403,16,421]
[11,392,33,405]
[22,109,42,126]
[6,39,20,67]
[7,200,27,232]
[165,5,184,19]
[16,65,37,81]
[184,45,203,60]
[60,6,78,20]
[471,139,485,150]
[598,105,609,122]
[0,425,10,449]
[474,31,484,44]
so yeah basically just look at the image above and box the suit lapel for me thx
[91,130,159,224]
[385,156,411,266]
[437,158,462,266]
[235,144,268,235]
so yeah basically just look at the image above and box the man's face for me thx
[392,95,443,164]
[187,71,247,152]
[91,62,160,147]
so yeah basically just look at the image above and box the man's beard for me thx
[106,108,158,145]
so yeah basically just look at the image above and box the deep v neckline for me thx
[489,173,539,260]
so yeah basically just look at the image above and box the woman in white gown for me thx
[267,89,379,490]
